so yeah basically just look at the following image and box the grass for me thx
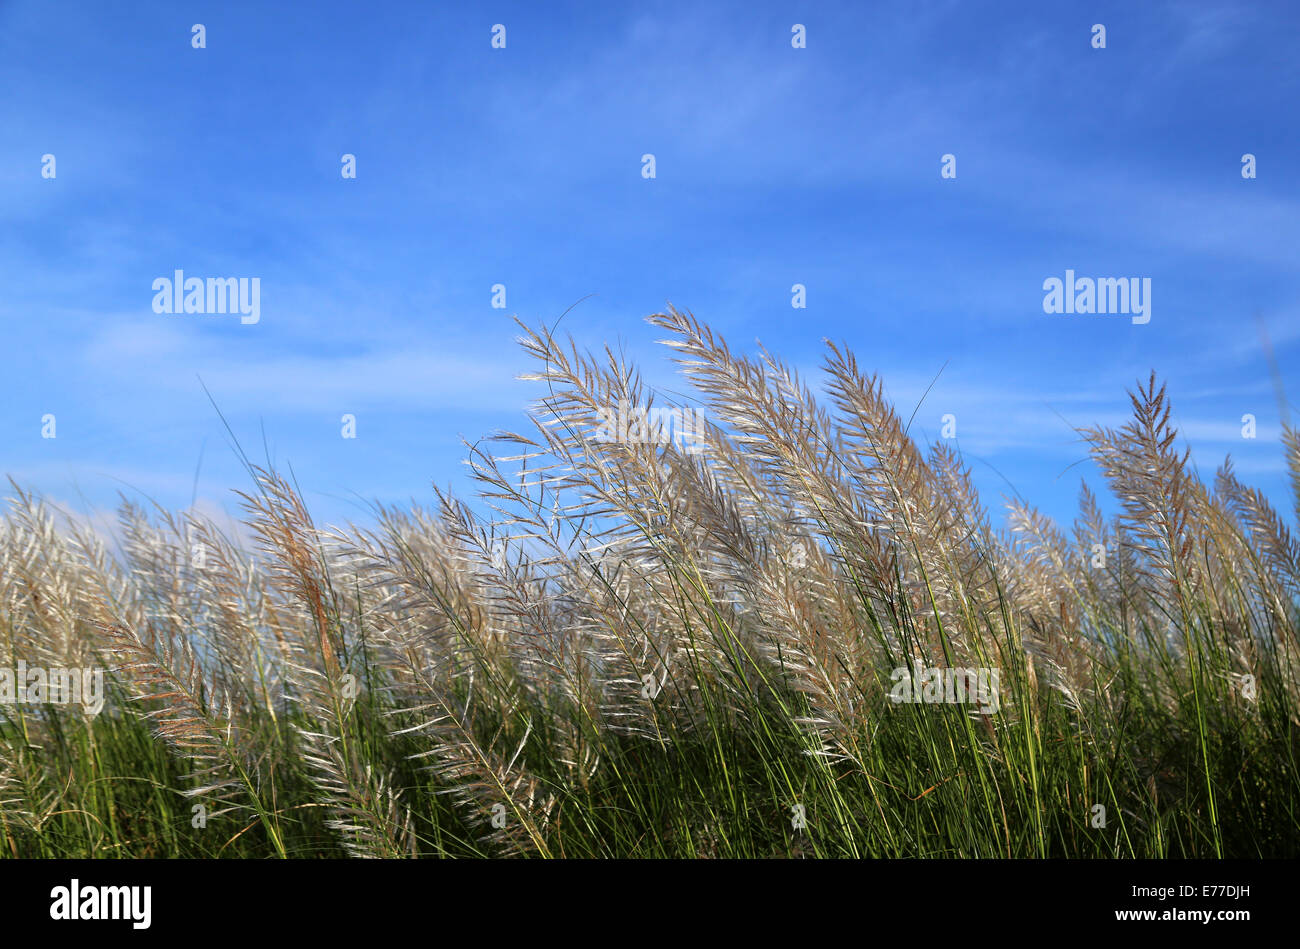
[1,306,1298,858]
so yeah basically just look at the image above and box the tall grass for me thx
[1,308,1297,858]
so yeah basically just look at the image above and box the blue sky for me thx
[2,0,1297,534]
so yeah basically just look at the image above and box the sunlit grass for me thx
[2,309,1297,858]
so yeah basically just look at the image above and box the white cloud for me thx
[79,317,534,414]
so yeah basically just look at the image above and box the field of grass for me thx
[2,307,1298,858]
